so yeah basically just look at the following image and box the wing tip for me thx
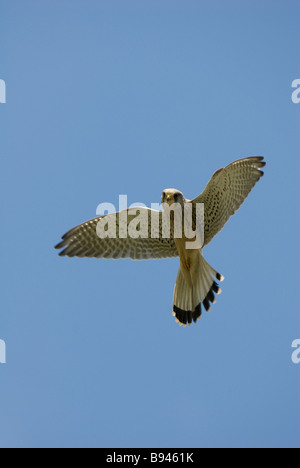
[249,155,266,170]
[58,249,67,257]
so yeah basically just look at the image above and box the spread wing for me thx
[55,207,178,260]
[192,157,265,246]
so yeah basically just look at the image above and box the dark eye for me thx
[174,193,178,202]
[162,191,166,200]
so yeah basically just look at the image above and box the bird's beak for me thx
[166,195,172,202]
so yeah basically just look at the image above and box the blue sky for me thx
[0,0,299,448]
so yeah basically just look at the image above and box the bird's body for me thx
[162,190,197,288]
[55,156,265,327]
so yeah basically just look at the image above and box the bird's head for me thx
[161,189,185,207]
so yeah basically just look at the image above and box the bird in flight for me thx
[55,156,265,327]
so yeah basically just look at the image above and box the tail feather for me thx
[173,253,224,327]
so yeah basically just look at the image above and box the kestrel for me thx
[55,156,265,327]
